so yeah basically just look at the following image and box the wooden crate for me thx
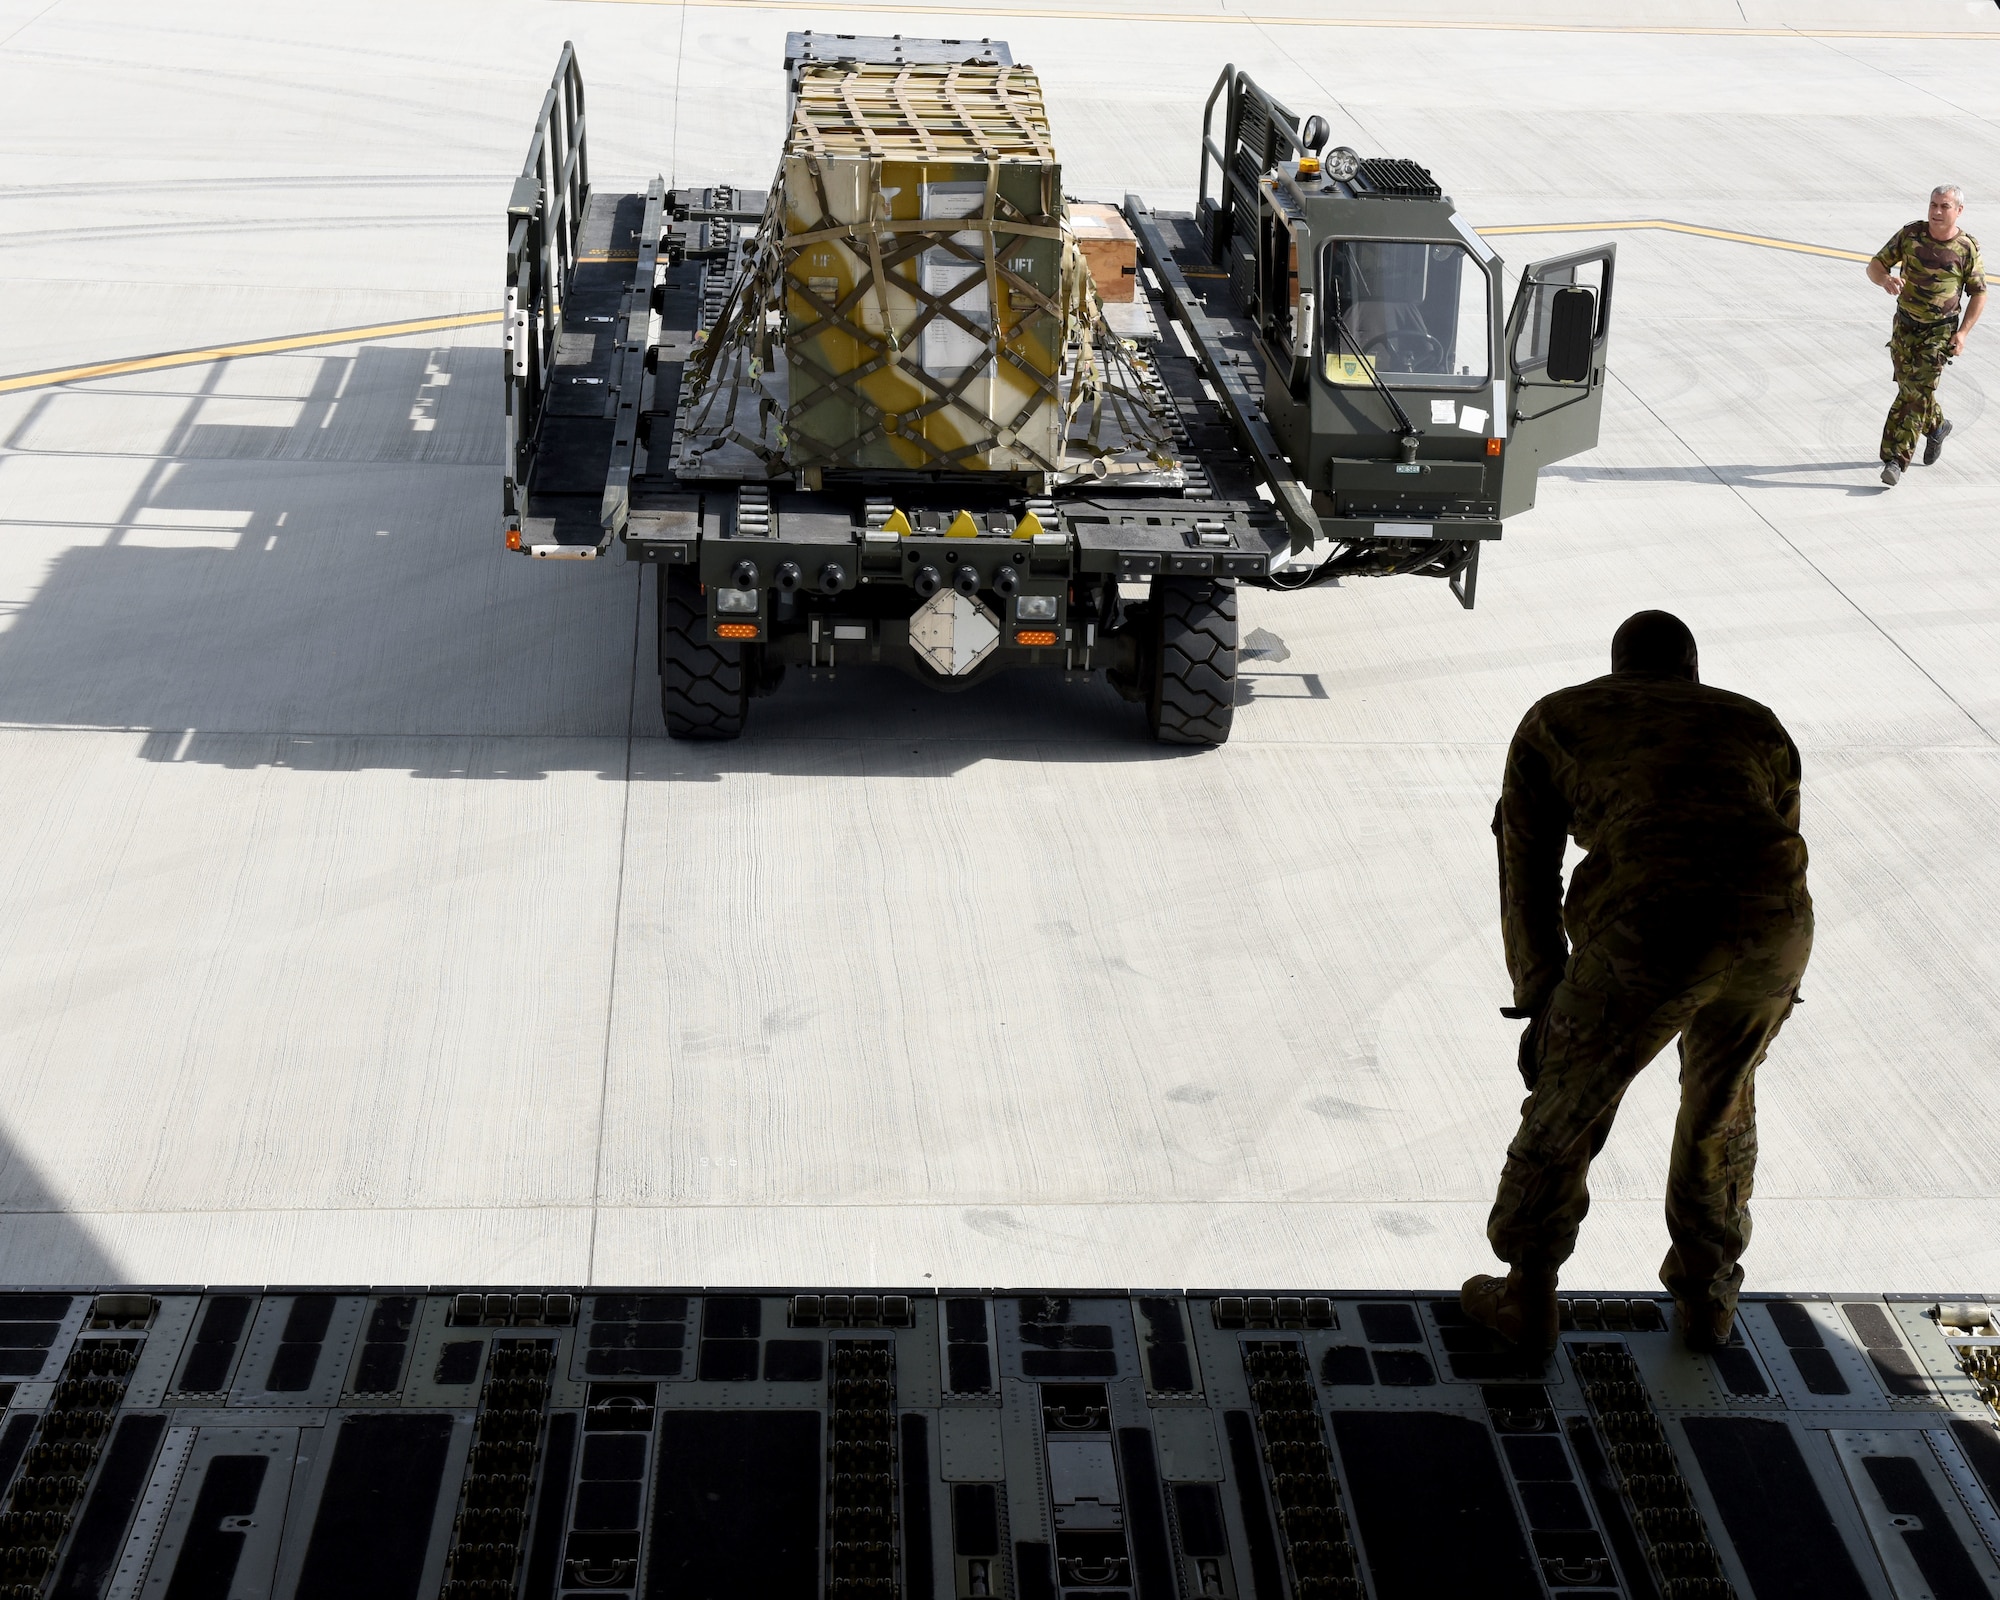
[778,62,1068,475]
[1068,202,1137,303]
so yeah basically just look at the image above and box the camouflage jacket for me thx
[1495,674,1809,1010]
[1872,223,1986,323]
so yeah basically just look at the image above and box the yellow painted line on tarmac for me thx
[558,0,2000,42]
[1476,219,1871,263]
[0,310,503,397]
[0,221,1870,397]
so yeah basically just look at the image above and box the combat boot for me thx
[1675,1297,1735,1353]
[1461,1267,1560,1356]
[1924,418,1952,465]
[1880,460,1904,487]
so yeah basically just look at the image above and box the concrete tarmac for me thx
[1,0,1997,1292]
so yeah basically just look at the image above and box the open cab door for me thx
[1499,244,1614,516]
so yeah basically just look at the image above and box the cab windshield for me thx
[1321,239,1491,390]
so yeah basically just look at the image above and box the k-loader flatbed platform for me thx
[503,37,1615,743]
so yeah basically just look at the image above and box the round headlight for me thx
[1324,145,1362,183]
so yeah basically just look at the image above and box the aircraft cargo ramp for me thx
[0,1285,1989,1600]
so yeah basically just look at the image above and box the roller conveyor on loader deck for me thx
[2,1282,1998,1599]
[502,38,1616,744]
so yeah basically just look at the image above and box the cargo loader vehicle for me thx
[502,36,1615,743]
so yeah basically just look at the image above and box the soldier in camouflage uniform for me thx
[1870,185,1985,486]
[1461,612,1811,1355]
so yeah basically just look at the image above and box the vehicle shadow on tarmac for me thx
[624,665,1251,783]
[0,344,1232,779]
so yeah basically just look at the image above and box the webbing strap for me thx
[679,105,1174,481]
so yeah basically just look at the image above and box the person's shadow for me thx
[1548,461,1883,495]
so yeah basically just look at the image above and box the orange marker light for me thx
[505,525,522,550]
[715,622,759,640]
[1486,437,1504,457]
[1015,629,1058,647]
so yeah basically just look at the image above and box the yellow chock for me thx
[946,509,979,538]
[1012,510,1044,541]
[881,507,912,536]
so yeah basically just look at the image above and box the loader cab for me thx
[1319,238,1492,394]
[1248,161,1507,489]
[1242,152,1614,527]
[1196,66,1614,556]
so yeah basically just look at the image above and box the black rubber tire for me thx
[1147,576,1238,745]
[658,565,748,740]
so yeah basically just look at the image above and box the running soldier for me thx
[1462,612,1812,1354]
[1870,185,1985,487]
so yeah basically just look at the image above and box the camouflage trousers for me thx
[1880,316,1956,464]
[1486,892,1813,1318]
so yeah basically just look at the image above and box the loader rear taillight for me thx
[1015,629,1058,647]
[1486,438,1503,457]
[716,622,759,640]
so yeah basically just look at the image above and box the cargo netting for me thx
[672,60,1182,488]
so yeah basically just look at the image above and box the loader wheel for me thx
[1147,575,1238,746]
[658,565,748,740]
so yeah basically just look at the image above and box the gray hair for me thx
[1934,184,1967,207]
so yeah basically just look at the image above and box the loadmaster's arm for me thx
[1866,258,1903,299]
[1951,290,1984,358]
[1866,231,1904,300]
[1494,722,1572,1014]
